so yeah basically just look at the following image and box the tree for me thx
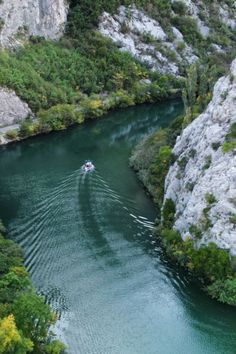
[13,292,56,350]
[0,267,31,304]
[182,63,198,123]
[0,314,33,354]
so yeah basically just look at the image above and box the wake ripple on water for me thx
[9,168,157,320]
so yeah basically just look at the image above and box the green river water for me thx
[0,101,236,354]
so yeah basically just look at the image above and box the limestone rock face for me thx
[0,0,69,47]
[165,60,236,255]
[99,5,197,76]
[99,2,236,77]
[0,88,32,127]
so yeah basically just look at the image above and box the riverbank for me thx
[0,87,181,146]
[130,118,236,306]
[130,64,236,306]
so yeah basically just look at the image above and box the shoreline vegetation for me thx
[0,221,66,353]
[2,81,181,145]
[0,32,182,145]
[3,0,236,144]
[130,65,236,306]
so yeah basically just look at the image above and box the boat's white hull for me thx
[82,165,95,172]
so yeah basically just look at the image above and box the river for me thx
[0,101,236,354]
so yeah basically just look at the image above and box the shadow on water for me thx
[1,100,236,354]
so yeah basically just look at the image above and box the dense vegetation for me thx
[0,37,168,112]
[161,199,236,305]
[130,114,183,206]
[0,221,65,353]
[1,34,181,141]
[2,0,236,141]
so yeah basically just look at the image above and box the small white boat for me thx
[82,161,95,172]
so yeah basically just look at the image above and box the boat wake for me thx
[9,167,155,319]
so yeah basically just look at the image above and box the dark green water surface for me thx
[0,101,236,354]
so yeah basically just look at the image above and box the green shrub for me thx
[141,32,156,44]
[231,255,236,272]
[130,128,168,173]
[176,41,186,52]
[211,141,221,150]
[19,117,38,138]
[171,16,203,46]
[0,18,4,32]
[185,181,195,192]
[189,149,196,158]
[149,145,173,205]
[162,199,176,229]
[222,123,236,152]
[202,206,213,230]
[80,97,105,118]
[177,155,188,172]
[230,214,236,225]
[192,243,232,282]
[207,278,236,305]
[203,155,212,169]
[205,193,217,204]
[222,141,236,152]
[171,239,232,283]
[161,228,182,245]
[110,90,135,108]
[171,1,188,15]
[189,224,203,239]
[38,104,84,131]
[45,340,67,354]
[227,122,236,139]
[4,129,18,140]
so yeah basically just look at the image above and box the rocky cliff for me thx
[99,5,196,76]
[99,1,236,76]
[0,88,33,144]
[0,88,32,127]
[165,59,236,255]
[0,0,68,47]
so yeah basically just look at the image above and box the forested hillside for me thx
[2,0,236,143]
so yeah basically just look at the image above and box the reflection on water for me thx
[1,101,236,354]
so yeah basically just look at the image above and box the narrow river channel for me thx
[0,101,236,354]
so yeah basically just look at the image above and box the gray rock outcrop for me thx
[0,87,32,127]
[0,0,69,47]
[99,5,197,76]
[165,59,236,255]
[99,2,236,77]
